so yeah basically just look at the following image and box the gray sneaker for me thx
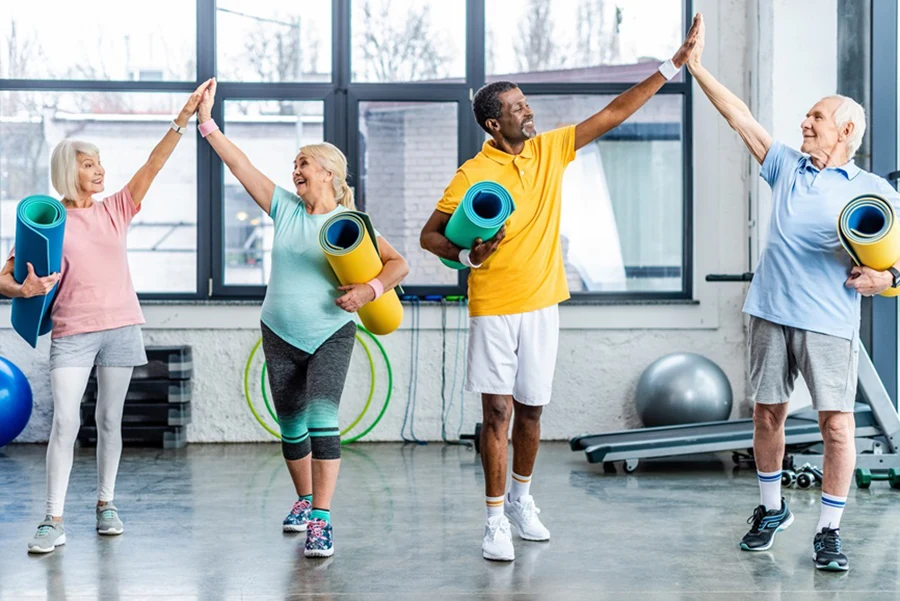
[27,517,66,554]
[96,503,124,535]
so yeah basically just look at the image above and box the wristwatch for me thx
[890,267,900,288]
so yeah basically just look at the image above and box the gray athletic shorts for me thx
[49,325,148,371]
[748,316,858,413]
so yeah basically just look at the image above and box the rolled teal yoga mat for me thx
[11,195,66,348]
[440,181,515,270]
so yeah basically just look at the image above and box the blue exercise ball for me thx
[0,357,33,447]
[635,352,733,427]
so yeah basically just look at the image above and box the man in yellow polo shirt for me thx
[421,16,700,562]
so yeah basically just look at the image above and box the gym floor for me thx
[1,443,899,600]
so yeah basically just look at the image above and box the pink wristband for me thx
[198,119,219,138]
[366,278,384,300]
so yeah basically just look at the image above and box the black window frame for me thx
[1,0,694,301]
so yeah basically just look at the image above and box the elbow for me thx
[398,257,410,281]
[419,230,431,252]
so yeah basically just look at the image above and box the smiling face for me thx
[76,153,105,196]
[800,97,846,157]
[292,151,332,199]
[489,87,536,144]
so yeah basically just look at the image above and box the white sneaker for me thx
[482,515,515,561]
[504,495,550,541]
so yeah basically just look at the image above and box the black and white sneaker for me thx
[813,527,849,571]
[740,499,794,551]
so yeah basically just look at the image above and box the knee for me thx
[514,404,543,425]
[50,413,80,445]
[310,435,341,461]
[821,414,854,447]
[94,409,121,436]
[753,405,785,433]
[483,398,513,428]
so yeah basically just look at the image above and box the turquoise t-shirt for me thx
[260,186,377,353]
[744,141,900,340]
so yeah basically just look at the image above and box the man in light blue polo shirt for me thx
[688,15,900,572]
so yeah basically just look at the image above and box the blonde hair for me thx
[51,139,100,200]
[824,95,867,158]
[298,142,356,209]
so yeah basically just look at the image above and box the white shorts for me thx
[465,305,559,406]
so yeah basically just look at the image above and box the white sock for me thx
[817,493,847,531]
[485,495,504,520]
[507,472,532,503]
[757,469,782,511]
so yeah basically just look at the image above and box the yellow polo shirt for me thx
[437,126,576,316]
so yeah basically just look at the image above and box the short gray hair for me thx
[825,95,867,158]
[50,139,100,200]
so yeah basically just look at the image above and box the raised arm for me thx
[573,13,701,151]
[197,79,275,215]
[126,80,211,206]
[687,14,772,164]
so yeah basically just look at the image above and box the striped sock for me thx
[310,508,331,523]
[817,493,847,531]
[508,472,532,503]
[757,469,782,511]
[485,495,504,520]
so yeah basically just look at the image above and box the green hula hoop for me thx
[343,326,393,444]
[260,332,376,437]
[243,338,280,439]
[243,324,392,443]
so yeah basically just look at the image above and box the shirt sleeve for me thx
[536,125,577,166]
[874,178,900,214]
[103,186,141,231]
[436,169,471,215]
[759,141,803,189]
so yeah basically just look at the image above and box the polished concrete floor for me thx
[2,442,900,600]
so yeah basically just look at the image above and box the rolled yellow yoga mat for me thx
[319,211,403,335]
[838,194,900,298]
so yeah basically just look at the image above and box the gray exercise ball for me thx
[635,352,733,427]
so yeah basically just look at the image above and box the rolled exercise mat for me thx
[838,194,900,298]
[319,211,403,335]
[440,181,515,269]
[11,195,66,347]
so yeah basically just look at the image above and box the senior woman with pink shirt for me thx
[0,80,212,554]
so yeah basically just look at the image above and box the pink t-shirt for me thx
[11,187,145,339]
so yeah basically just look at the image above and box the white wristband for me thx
[169,120,186,135]
[658,59,679,81]
[458,249,482,269]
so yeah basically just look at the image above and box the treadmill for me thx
[570,273,900,473]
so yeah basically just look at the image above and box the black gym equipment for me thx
[79,346,193,449]
[571,342,900,474]
[570,273,900,474]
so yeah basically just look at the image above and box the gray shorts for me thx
[748,316,858,412]
[49,325,148,371]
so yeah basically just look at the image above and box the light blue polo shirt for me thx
[744,141,900,340]
[260,186,377,353]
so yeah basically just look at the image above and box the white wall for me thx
[1,0,762,443]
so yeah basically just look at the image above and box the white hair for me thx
[50,139,100,200]
[825,95,866,158]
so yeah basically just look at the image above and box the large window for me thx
[1,0,692,300]
[0,91,198,294]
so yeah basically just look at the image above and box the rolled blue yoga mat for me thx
[440,181,515,270]
[11,195,66,348]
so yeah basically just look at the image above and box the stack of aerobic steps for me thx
[78,346,193,449]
